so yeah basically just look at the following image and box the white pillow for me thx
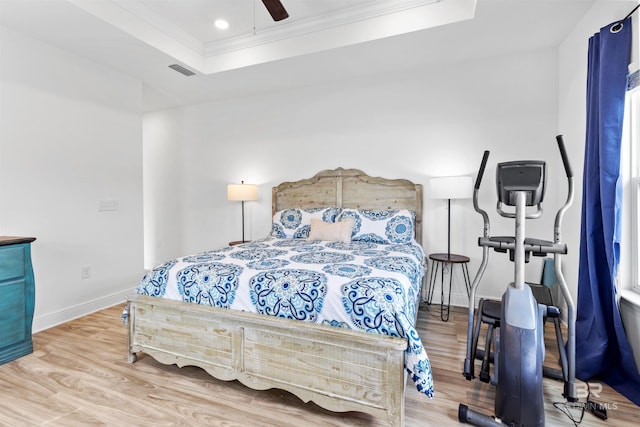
[307,218,355,243]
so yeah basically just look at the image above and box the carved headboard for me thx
[272,168,423,245]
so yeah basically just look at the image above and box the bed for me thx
[126,167,433,426]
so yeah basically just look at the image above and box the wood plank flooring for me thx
[0,302,637,426]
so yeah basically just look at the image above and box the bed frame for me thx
[127,168,424,426]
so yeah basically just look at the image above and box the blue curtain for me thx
[575,17,640,406]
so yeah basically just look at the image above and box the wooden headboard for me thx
[272,168,423,245]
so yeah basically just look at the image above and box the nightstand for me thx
[0,236,36,364]
[229,240,249,246]
[426,253,470,321]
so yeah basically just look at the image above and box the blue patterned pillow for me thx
[271,207,342,239]
[336,208,415,244]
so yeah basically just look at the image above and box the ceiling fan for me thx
[261,0,289,21]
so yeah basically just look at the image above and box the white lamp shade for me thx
[430,176,473,200]
[227,183,258,201]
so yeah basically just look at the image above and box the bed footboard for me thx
[127,294,408,426]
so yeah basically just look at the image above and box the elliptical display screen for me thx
[496,161,546,206]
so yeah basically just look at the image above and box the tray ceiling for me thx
[65,0,477,74]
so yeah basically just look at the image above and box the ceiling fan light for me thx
[262,0,289,21]
[214,19,229,30]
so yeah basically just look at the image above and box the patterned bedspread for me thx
[132,236,434,398]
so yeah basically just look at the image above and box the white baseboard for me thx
[421,291,475,309]
[32,288,135,333]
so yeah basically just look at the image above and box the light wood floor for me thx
[0,303,637,426]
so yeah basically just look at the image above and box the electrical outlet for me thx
[81,265,91,279]
[98,200,119,211]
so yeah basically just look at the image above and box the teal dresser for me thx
[0,236,36,365]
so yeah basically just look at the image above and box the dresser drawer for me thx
[0,246,25,282]
[0,279,27,348]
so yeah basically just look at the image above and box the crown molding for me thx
[111,0,204,54]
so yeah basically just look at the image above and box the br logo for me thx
[576,382,603,399]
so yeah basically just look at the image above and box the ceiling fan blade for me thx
[261,0,289,21]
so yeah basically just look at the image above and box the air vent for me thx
[168,64,196,77]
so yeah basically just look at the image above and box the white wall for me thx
[143,109,184,269]
[0,26,145,331]
[144,47,561,305]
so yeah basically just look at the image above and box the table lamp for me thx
[430,176,473,260]
[227,181,258,243]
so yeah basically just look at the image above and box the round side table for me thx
[426,253,471,321]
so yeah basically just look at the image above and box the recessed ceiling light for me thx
[214,19,229,30]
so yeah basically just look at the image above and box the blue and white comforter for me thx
[132,236,434,398]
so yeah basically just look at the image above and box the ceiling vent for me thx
[168,64,196,76]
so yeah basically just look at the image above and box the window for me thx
[620,81,639,293]
[631,88,639,292]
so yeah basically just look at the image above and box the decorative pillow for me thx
[336,208,415,244]
[307,218,355,243]
[271,207,342,239]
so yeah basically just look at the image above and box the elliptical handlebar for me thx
[463,151,492,381]
[556,135,573,178]
[552,134,577,402]
[473,151,491,239]
[475,151,491,190]
[553,134,574,244]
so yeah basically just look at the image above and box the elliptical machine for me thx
[459,136,577,426]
